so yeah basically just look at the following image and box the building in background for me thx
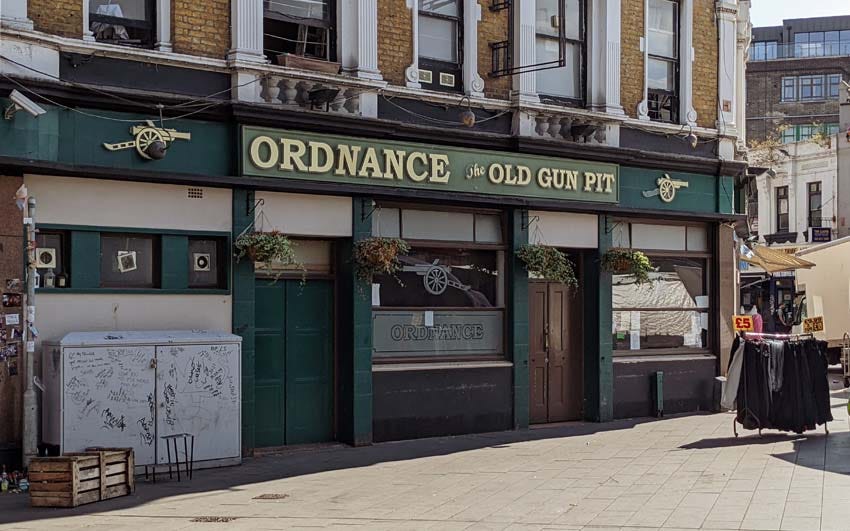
[0,0,750,467]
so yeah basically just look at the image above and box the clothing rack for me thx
[731,333,829,438]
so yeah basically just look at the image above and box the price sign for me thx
[802,316,824,334]
[733,315,754,332]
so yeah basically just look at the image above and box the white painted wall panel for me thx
[24,175,232,232]
[255,191,352,237]
[529,211,598,249]
[35,295,231,351]
[631,224,686,251]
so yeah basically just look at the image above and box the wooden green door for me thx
[254,279,334,447]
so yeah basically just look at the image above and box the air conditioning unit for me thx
[36,248,56,269]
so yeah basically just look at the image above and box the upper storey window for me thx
[749,41,777,61]
[418,0,462,92]
[535,0,585,105]
[646,0,679,123]
[89,0,155,48]
[263,0,336,64]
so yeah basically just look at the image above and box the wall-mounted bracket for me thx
[520,211,539,232]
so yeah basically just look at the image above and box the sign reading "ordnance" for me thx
[373,311,503,358]
[241,126,619,203]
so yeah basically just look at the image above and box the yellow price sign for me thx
[802,316,824,334]
[733,315,754,332]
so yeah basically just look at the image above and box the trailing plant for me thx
[353,237,410,285]
[516,245,577,287]
[234,230,302,276]
[600,249,654,285]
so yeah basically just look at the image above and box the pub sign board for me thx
[372,310,503,358]
[241,126,619,203]
[810,227,832,243]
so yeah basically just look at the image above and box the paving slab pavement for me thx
[1,380,847,531]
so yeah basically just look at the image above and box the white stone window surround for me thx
[637,0,697,126]
[229,0,381,81]
[81,0,172,52]
[512,0,623,114]
[405,0,485,97]
[0,0,34,30]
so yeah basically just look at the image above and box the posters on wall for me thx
[0,279,23,376]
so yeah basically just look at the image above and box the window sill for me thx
[613,350,716,361]
[373,359,513,372]
[36,288,231,295]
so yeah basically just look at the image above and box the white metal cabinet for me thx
[43,331,241,468]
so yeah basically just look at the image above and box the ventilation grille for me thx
[187,187,204,199]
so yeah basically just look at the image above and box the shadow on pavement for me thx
[0,414,672,525]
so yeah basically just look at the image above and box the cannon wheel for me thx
[423,266,449,295]
[135,127,166,160]
[658,179,676,203]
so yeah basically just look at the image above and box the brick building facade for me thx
[0,0,749,467]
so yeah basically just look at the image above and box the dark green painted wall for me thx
[619,168,735,215]
[338,198,374,446]
[0,101,231,176]
[583,215,614,422]
[509,209,529,430]
[232,189,256,454]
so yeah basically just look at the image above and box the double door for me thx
[254,279,334,447]
[529,282,583,424]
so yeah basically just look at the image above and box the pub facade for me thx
[0,0,750,461]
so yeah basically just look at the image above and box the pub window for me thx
[535,0,585,104]
[371,207,505,362]
[100,233,160,289]
[188,237,227,289]
[612,223,712,356]
[808,182,822,228]
[35,231,69,288]
[646,0,679,123]
[776,186,789,233]
[418,0,462,92]
[89,0,155,48]
[263,0,336,64]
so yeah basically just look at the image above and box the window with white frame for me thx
[89,0,155,47]
[263,0,336,63]
[646,0,679,123]
[781,77,797,102]
[418,0,462,92]
[535,0,585,104]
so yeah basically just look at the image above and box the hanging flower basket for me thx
[234,230,301,275]
[353,237,410,284]
[516,245,578,287]
[601,249,654,284]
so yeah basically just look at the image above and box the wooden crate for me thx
[29,448,134,508]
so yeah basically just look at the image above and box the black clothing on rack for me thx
[735,337,832,434]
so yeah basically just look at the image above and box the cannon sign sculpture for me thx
[103,120,192,160]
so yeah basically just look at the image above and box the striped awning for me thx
[740,245,816,274]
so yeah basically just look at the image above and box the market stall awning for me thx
[740,245,815,273]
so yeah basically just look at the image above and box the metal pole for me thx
[22,197,37,467]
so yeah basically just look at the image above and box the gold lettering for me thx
[517,166,531,186]
[537,168,552,188]
[583,172,598,192]
[335,144,362,176]
[358,147,384,178]
[249,136,278,170]
[280,138,308,172]
[552,169,565,189]
[504,165,517,185]
[488,164,505,184]
[595,172,605,192]
[603,173,615,193]
[406,152,429,181]
[428,154,450,183]
[566,170,578,191]
[383,149,406,180]
[308,141,334,173]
